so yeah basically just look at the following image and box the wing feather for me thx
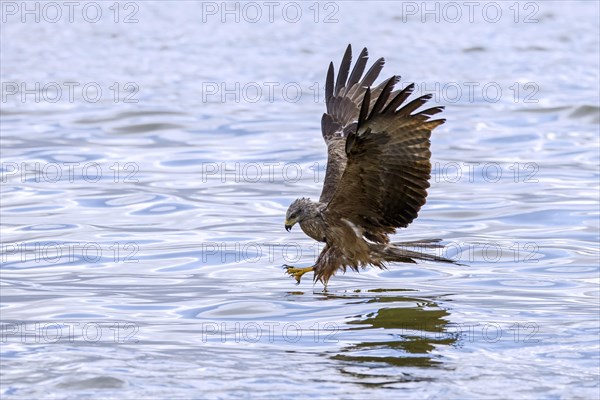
[334,45,352,95]
[324,77,446,241]
[345,48,369,95]
[383,83,415,113]
[368,77,398,118]
[325,62,334,103]
[319,45,386,203]
[318,45,443,214]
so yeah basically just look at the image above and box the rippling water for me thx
[1,1,599,398]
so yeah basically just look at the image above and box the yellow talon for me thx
[283,266,314,284]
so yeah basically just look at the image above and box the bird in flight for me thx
[284,44,453,287]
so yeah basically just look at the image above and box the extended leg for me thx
[283,265,314,284]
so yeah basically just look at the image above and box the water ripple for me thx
[1,2,598,399]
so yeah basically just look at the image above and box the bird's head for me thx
[284,198,315,232]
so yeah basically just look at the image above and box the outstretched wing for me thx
[319,45,385,203]
[324,76,445,243]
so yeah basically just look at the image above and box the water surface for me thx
[1,1,599,398]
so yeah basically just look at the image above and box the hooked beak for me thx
[284,219,293,232]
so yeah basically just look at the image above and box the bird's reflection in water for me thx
[326,289,457,381]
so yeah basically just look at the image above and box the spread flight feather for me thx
[284,44,453,285]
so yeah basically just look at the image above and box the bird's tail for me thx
[370,239,458,265]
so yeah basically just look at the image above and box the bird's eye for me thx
[290,212,297,219]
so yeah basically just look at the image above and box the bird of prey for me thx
[283,44,453,286]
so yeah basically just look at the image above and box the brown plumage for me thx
[284,45,453,286]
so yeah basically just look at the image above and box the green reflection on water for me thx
[332,290,457,369]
